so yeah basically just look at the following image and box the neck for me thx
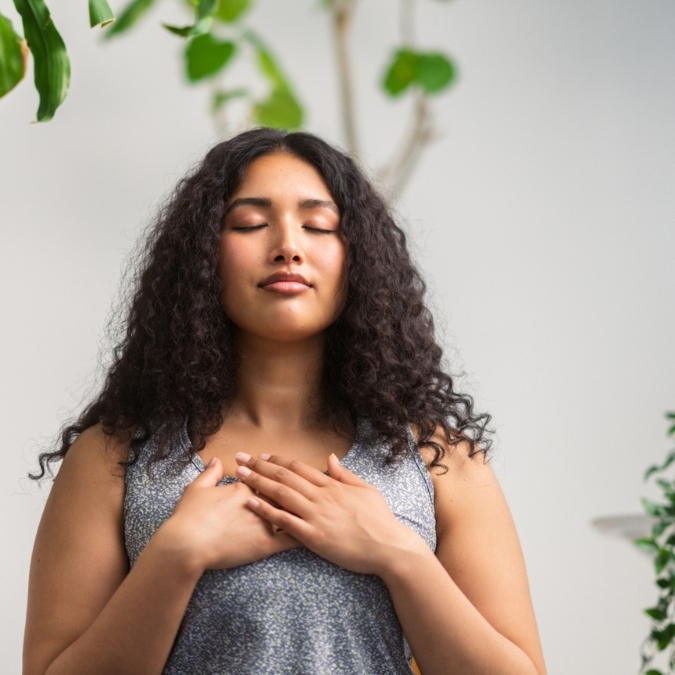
[228,330,327,432]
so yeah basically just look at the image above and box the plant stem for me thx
[332,0,361,160]
[377,87,437,202]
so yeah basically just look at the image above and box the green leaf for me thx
[645,451,675,481]
[89,0,115,28]
[244,29,289,90]
[254,87,303,129]
[197,0,219,20]
[104,0,155,39]
[645,670,664,675]
[383,48,419,96]
[417,52,456,94]
[0,11,26,98]
[163,17,212,38]
[12,0,70,121]
[215,0,250,22]
[655,549,673,576]
[645,607,669,622]
[657,577,671,589]
[643,498,665,518]
[636,537,660,554]
[184,32,235,81]
[212,86,247,112]
[653,521,669,538]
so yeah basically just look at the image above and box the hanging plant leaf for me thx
[163,17,212,38]
[184,32,235,81]
[243,28,303,129]
[253,87,302,130]
[382,49,419,96]
[0,11,26,98]
[196,0,219,20]
[89,0,115,28]
[417,52,456,94]
[12,0,70,121]
[212,86,247,113]
[104,0,156,39]
[215,0,250,23]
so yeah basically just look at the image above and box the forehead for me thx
[232,153,333,199]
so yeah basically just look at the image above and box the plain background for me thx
[1,0,674,672]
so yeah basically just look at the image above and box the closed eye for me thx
[303,226,335,234]
[232,224,267,232]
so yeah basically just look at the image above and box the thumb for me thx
[193,456,224,486]
[327,453,368,486]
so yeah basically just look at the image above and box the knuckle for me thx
[273,466,290,481]
[288,459,303,472]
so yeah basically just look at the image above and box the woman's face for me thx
[219,152,347,342]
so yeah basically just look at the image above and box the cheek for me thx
[219,237,258,286]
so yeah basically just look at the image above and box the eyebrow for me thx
[224,197,339,217]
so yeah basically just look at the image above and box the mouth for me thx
[260,280,311,294]
[259,272,312,293]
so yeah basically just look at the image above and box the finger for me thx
[240,455,323,497]
[246,495,311,543]
[236,463,313,516]
[191,457,224,487]
[246,453,331,488]
[326,453,371,487]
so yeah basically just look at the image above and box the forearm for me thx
[380,542,540,675]
[44,524,203,675]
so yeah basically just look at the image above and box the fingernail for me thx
[235,452,251,463]
[330,453,338,462]
[207,457,216,468]
[259,453,271,460]
[236,466,251,477]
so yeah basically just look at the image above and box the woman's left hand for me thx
[234,452,424,576]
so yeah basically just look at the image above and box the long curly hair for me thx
[29,127,492,482]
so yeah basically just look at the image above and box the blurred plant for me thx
[0,0,458,197]
[635,412,675,675]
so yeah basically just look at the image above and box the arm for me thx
[23,424,204,675]
[380,432,547,675]
[24,424,302,675]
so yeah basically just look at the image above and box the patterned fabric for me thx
[124,416,437,675]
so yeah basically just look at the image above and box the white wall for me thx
[1,0,674,673]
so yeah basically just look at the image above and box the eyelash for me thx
[232,225,334,234]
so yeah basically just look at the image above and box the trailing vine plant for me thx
[636,411,675,675]
[0,0,458,199]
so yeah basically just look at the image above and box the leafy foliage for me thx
[0,11,25,98]
[638,411,675,675]
[383,48,456,97]
[185,33,235,82]
[89,0,116,29]
[12,0,70,121]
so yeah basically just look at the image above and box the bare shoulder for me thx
[408,424,547,675]
[409,424,497,531]
[24,424,135,675]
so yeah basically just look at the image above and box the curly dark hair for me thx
[29,127,492,483]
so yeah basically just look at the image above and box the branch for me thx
[376,87,439,202]
[331,0,361,160]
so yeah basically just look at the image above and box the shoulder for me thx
[408,424,499,536]
[55,423,136,504]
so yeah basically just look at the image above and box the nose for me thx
[268,219,303,264]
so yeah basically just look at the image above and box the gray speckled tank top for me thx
[124,416,436,674]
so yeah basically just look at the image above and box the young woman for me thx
[23,128,547,675]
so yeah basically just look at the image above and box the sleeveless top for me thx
[124,416,437,675]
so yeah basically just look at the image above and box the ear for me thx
[327,453,370,487]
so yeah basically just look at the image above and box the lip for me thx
[259,272,311,288]
[259,272,312,295]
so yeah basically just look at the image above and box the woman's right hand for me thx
[159,457,303,572]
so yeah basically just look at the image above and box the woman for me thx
[23,128,547,675]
